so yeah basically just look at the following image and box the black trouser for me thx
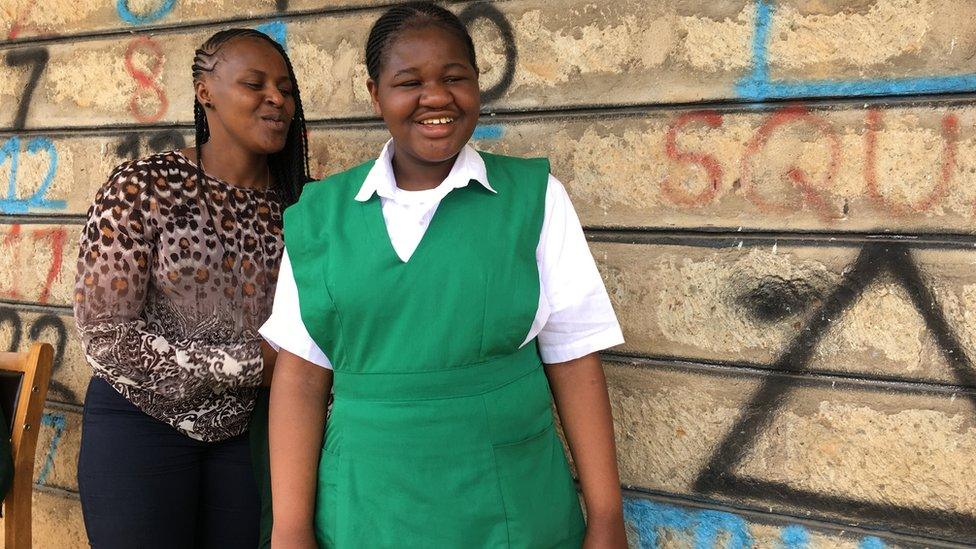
[249,387,273,549]
[78,377,260,549]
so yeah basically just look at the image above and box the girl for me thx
[74,28,310,548]
[263,3,627,547]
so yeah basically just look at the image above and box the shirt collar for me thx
[354,139,496,202]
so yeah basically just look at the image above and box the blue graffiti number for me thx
[36,411,66,486]
[116,0,176,25]
[0,136,65,214]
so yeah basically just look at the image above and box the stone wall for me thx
[1,0,974,546]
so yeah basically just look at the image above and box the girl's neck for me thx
[197,138,269,190]
[391,150,458,192]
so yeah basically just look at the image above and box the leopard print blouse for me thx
[73,150,283,442]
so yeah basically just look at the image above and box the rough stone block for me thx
[606,361,976,540]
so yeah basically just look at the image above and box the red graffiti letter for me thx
[864,108,958,216]
[741,105,840,219]
[661,111,724,207]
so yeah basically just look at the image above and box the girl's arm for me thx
[545,352,627,549]
[269,349,332,548]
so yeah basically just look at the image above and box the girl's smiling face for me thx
[367,25,481,183]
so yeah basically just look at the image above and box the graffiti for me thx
[0,307,76,403]
[661,111,723,207]
[0,224,66,304]
[0,136,65,214]
[694,243,976,539]
[255,20,287,50]
[458,3,517,103]
[36,411,65,486]
[124,36,168,123]
[623,498,888,549]
[4,48,48,131]
[735,275,824,323]
[625,498,751,549]
[5,0,39,40]
[115,131,187,161]
[472,125,505,140]
[116,0,176,26]
[0,48,61,214]
[661,105,962,219]
[736,0,976,100]
[864,109,958,216]
[741,106,840,218]
[778,525,809,548]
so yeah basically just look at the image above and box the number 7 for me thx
[4,48,49,131]
[36,411,66,486]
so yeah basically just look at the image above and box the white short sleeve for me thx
[521,175,625,364]
[259,249,333,370]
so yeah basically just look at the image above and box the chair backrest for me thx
[0,343,54,549]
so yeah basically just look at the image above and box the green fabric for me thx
[0,405,11,502]
[249,387,272,549]
[285,151,585,548]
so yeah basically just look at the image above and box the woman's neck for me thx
[196,139,269,190]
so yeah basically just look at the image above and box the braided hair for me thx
[365,2,478,82]
[192,28,311,207]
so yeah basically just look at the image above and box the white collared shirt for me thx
[259,140,623,369]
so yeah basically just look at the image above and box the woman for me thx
[73,28,310,548]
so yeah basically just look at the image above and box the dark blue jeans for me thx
[78,377,260,549]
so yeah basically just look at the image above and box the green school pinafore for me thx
[284,151,586,548]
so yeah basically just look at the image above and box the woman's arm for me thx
[545,352,627,549]
[269,349,332,548]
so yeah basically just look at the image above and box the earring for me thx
[205,102,213,108]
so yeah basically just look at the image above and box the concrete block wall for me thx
[1,0,975,546]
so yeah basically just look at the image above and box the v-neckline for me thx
[361,191,451,265]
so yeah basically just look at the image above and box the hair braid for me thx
[192,99,209,185]
[365,2,478,82]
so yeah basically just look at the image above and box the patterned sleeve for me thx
[73,163,263,401]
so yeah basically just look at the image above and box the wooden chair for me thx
[0,343,54,549]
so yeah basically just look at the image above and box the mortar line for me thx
[0,300,73,315]
[4,92,976,137]
[0,214,85,225]
[3,217,976,250]
[584,229,976,250]
[44,400,82,414]
[31,482,79,499]
[602,352,976,395]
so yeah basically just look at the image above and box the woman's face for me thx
[196,37,295,155]
[367,26,481,169]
